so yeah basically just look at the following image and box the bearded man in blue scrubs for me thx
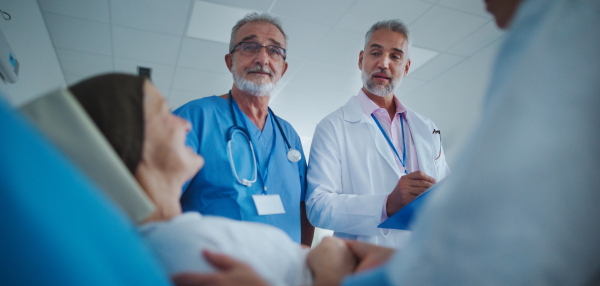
[173,13,314,246]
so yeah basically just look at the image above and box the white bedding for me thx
[139,212,312,286]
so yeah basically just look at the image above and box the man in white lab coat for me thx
[305,20,450,248]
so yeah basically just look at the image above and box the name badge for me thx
[252,194,285,215]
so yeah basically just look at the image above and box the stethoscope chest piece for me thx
[287,149,302,163]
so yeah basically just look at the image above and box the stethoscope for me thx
[226,90,302,188]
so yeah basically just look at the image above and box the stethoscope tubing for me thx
[226,90,298,188]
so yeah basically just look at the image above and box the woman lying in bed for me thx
[68,73,357,286]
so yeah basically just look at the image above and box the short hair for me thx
[229,12,288,52]
[364,19,412,57]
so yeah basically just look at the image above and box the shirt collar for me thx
[356,89,406,117]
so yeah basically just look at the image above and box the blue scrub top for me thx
[173,95,307,243]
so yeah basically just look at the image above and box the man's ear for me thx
[281,61,288,78]
[225,54,233,72]
[359,50,364,71]
[404,58,411,76]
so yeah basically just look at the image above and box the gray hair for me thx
[229,12,288,52]
[364,19,412,57]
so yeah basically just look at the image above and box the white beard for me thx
[361,68,400,97]
[232,61,278,97]
[232,73,275,97]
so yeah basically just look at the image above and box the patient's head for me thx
[69,73,204,221]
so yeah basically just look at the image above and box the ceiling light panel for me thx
[187,1,256,43]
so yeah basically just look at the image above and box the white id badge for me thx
[252,194,285,215]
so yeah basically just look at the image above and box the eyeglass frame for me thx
[229,42,287,61]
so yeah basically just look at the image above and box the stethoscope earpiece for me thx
[241,178,252,187]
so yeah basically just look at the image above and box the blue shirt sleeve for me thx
[343,266,394,286]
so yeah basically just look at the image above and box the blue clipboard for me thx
[378,183,440,230]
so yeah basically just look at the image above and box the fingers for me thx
[405,171,436,184]
[202,250,241,271]
[172,272,221,286]
[346,240,376,260]
[409,180,434,189]
[346,241,395,273]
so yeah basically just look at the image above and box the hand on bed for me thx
[171,250,268,286]
[307,237,357,286]
[345,240,395,273]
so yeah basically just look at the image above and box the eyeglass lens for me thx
[240,43,285,59]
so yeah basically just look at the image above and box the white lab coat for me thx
[306,95,450,248]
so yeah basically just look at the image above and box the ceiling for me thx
[37,0,505,165]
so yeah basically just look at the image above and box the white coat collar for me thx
[341,95,401,176]
[341,96,364,123]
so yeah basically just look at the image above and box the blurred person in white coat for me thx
[305,20,450,248]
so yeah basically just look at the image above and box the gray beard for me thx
[232,74,274,97]
[361,69,398,97]
[231,61,277,97]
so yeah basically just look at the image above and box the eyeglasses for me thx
[230,42,286,60]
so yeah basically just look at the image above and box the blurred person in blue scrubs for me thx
[173,0,600,284]
[173,13,314,246]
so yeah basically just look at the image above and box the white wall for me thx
[0,0,65,106]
